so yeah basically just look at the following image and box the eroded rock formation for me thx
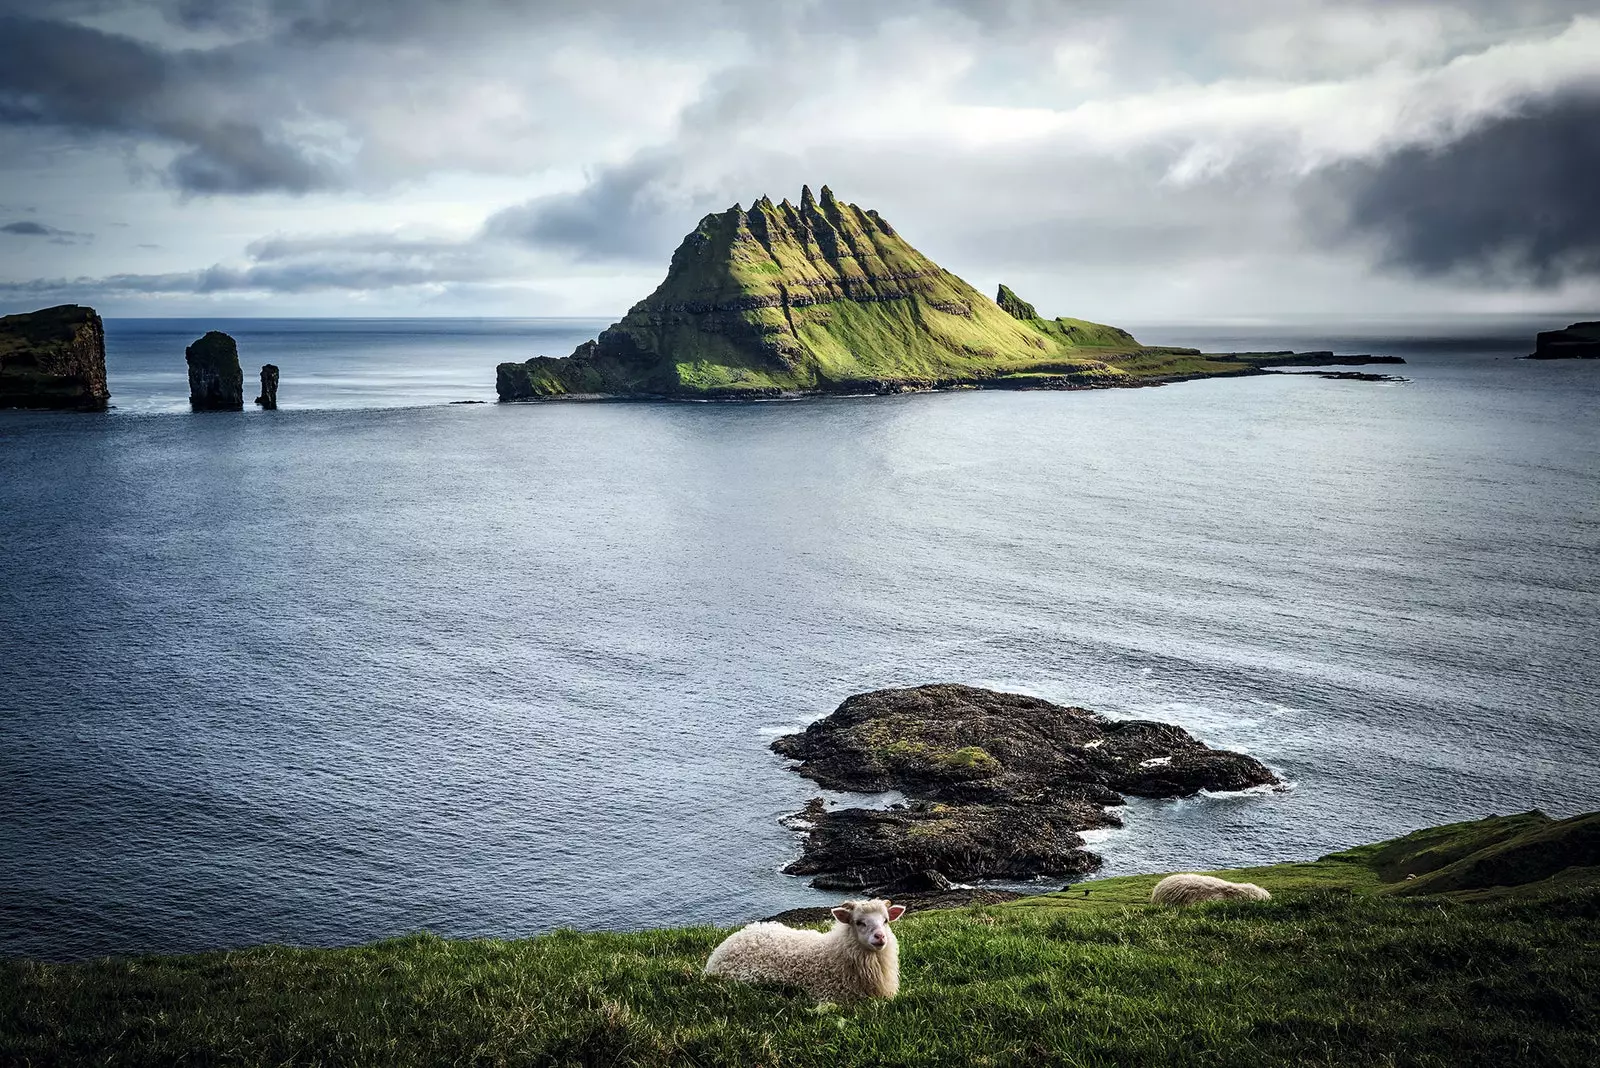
[186,331,244,411]
[256,364,279,409]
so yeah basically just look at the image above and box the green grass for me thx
[5,814,1597,1066]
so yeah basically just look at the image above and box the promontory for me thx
[1529,321,1600,359]
[0,304,110,411]
[497,185,1400,401]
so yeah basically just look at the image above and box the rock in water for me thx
[256,364,279,409]
[1529,322,1600,359]
[772,684,1279,887]
[186,331,244,411]
[0,304,109,411]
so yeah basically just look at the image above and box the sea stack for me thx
[186,331,244,411]
[1529,322,1600,359]
[0,304,110,411]
[256,364,279,409]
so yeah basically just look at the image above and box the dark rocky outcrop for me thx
[1314,371,1405,382]
[0,304,109,411]
[186,332,244,411]
[773,684,1278,889]
[255,364,279,409]
[995,283,1039,321]
[1528,322,1600,359]
[1233,351,1406,368]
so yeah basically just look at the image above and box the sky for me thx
[0,0,1597,321]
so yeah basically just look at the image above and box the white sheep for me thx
[1151,873,1271,905]
[704,898,906,1000]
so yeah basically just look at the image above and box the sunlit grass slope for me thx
[5,813,1596,1066]
[496,186,1223,399]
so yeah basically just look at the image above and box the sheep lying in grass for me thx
[1151,873,1271,905]
[705,899,906,1000]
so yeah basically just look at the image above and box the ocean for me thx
[2,316,1597,960]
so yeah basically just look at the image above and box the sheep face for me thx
[831,899,906,951]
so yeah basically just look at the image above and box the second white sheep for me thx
[1151,873,1272,905]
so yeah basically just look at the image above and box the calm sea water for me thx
[2,316,1598,961]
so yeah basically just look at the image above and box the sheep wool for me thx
[705,898,904,1000]
[1151,873,1272,905]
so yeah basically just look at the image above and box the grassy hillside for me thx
[495,187,1217,400]
[4,813,1596,1066]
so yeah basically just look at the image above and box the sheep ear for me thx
[887,905,906,921]
[831,907,854,924]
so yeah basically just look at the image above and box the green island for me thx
[5,811,1595,1066]
[496,186,1401,401]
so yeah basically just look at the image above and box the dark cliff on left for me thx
[0,305,110,411]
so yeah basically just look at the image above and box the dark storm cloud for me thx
[0,14,335,194]
[1319,90,1600,285]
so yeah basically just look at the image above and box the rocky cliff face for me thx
[497,186,1164,400]
[186,332,244,411]
[0,304,110,411]
[1530,322,1600,359]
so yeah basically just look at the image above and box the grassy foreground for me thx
[4,813,1597,1067]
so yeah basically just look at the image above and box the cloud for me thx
[1,218,92,242]
[3,1,1599,315]
[0,13,339,193]
[1315,88,1600,285]
[483,153,722,262]
[0,224,518,301]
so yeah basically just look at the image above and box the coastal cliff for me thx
[1529,321,1600,359]
[0,304,109,411]
[496,186,1246,400]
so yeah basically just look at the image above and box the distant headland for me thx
[496,185,1402,402]
[1528,321,1600,359]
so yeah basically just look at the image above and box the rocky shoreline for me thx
[771,684,1278,902]
[500,351,1405,403]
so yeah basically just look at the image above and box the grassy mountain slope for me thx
[5,812,1596,1066]
[497,186,1213,400]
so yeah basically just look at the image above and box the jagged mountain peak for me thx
[497,188,1153,400]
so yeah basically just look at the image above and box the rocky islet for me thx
[772,684,1279,893]
[186,331,245,411]
[256,364,280,409]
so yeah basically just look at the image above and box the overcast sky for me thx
[0,0,1596,320]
